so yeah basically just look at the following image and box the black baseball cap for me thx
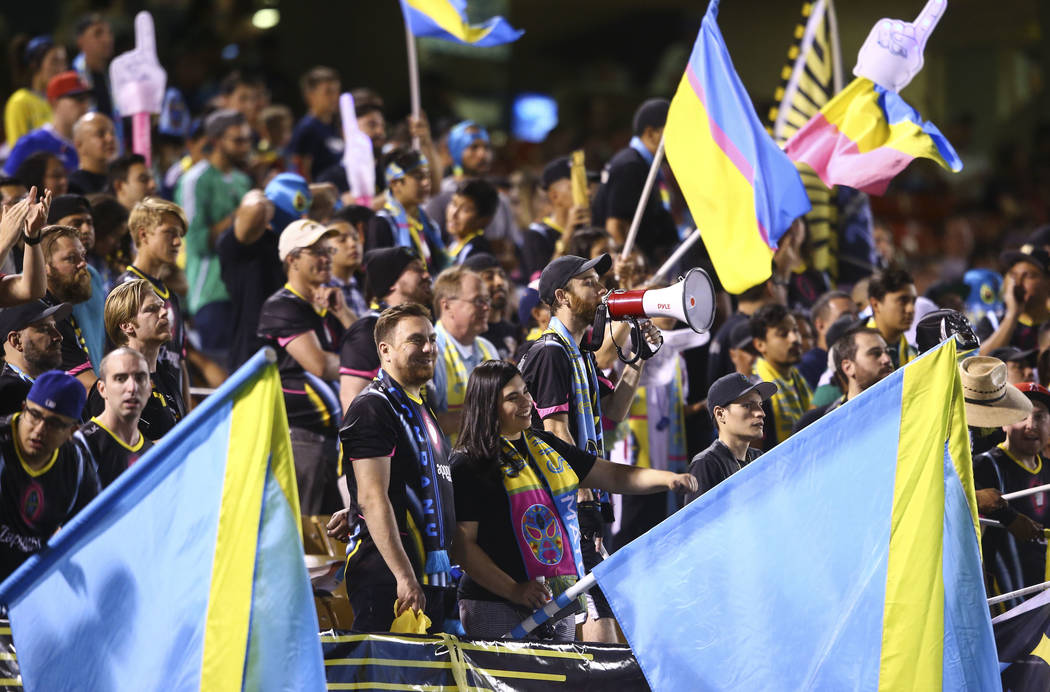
[462,252,501,272]
[1026,225,1050,249]
[632,98,669,136]
[990,346,1035,364]
[914,309,979,354]
[729,320,754,351]
[707,372,777,410]
[47,193,91,224]
[540,157,571,190]
[364,246,419,302]
[539,253,612,306]
[0,300,71,340]
[1000,246,1050,275]
[824,315,866,351]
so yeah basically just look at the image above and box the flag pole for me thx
[653,228,701,281]
[620,136,664,260]
[404,19,422,150]
[987,579,1050,606]
[1002,483,1050,502]
[503,572,597,639]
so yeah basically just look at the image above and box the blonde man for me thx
[430,265,497,439]
[113,196,191,408]
[95,279,185,441]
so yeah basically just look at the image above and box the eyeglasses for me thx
[23,406,75,432]
[300,246,336,258]
[451,295,491,308]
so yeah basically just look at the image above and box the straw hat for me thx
[959,356,1033,428]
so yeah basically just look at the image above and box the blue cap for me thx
[265,173,312,234]
[27,371,86,421]
[447,121,489,169]
[158,87,191,138]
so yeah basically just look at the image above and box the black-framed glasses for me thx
[23,406,75,432]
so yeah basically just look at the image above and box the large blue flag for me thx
[593,339,1001,691]
[400,0,523,46]
[0,349,324,691]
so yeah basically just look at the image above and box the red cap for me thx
[1014,382,1050,410]
[46,71,91,103]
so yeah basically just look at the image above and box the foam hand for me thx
[853,0,946,93]
[109,11,167,115]
[340,93,376,206]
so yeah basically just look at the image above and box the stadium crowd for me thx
[2,11,1050,643]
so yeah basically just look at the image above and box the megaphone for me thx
[605,268,716,334]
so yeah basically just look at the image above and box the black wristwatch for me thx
[22,230,42,246]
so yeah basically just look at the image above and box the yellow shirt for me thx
[4,89,51,147]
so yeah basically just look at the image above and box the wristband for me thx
[23,230,42,246]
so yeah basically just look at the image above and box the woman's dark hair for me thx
[455,360,521,477]
[14,151,62,193]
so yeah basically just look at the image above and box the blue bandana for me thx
[448,121,489,170]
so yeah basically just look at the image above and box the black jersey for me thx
[114,267,187,370]
[84,359,185,441]
[0,363,33,416]
[41,292,92,379]
[257,285,343,435]
[339,313,380,381]
[0,414,100,580]
[80,418,153,488]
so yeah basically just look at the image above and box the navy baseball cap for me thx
[538,253,612,306]
[0,300,71,340]
[27,370,85,420]
[707,372,777,410]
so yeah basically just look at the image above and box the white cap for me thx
[277,219,337,261]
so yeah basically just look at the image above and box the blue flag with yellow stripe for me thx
[0,349,324,692]
[593,339,1001,691]
[399,0,523,46]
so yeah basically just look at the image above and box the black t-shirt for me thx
[974,445,1050,590]
[80,418,153,488]
[288,114,344,180]
[521,221,561,282]
[339,313,380,380]
[257,286,343,435]
[685,439,762,503]
[0,414,100,580]
[365,212,446,274]
[85,359,185,441]
[114,266,187,369]
[217,227,285,371]
[339,375,455,588]
[517,335,614,454]
[67,169,108,195]
[591,146,679,264]
[0,364,32,416]
[42,292,92,378]
[452,430,597,602]
[976,315,1040,353]
[481,320,518,361]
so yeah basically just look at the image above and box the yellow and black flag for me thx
[768,0,846,279]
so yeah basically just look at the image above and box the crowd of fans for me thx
[1,12,1049,644]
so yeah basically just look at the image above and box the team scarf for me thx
[624,359,688,470]
[754,357,812,446]
[499,431,585,598]
[367,369,455,586]
[544,316,604,458]
[435,323,497,443]
[380,193,445,273]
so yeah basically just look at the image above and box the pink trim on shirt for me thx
[339,367,379,378]
[277,332,310,348]
[348,446,396,461]
[282,387,307,395]
[536,402,570,418]
[67,362,94,377]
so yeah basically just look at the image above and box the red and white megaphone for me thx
[604,267,716,334]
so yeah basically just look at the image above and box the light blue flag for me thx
[0,349,324,692]
[592,339,1001,691]
[399,0,523,47]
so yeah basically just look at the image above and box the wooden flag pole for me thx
[620,136,665,260]
[404,20,422,150]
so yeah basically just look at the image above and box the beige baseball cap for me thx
[277,219,338,261]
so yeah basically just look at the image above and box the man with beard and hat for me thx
[463,253,516,359]
[48,193,104,372]
[517,253,658,642]
[793,323,894,433]
[339,247,434,410]
[0,300,69,414]
[339,303,456,632]
[175,109,252,361]
[40,225,94,391]
[750,303,811,448]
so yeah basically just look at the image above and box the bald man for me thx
[69,112,117,194]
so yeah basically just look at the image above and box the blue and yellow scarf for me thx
[379,193,445,273]
[544,317,604,458]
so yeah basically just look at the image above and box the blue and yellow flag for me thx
[399,0,523,46]
[593,339,1001,690]
[0,349,324,691]
[664,0,811,295]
